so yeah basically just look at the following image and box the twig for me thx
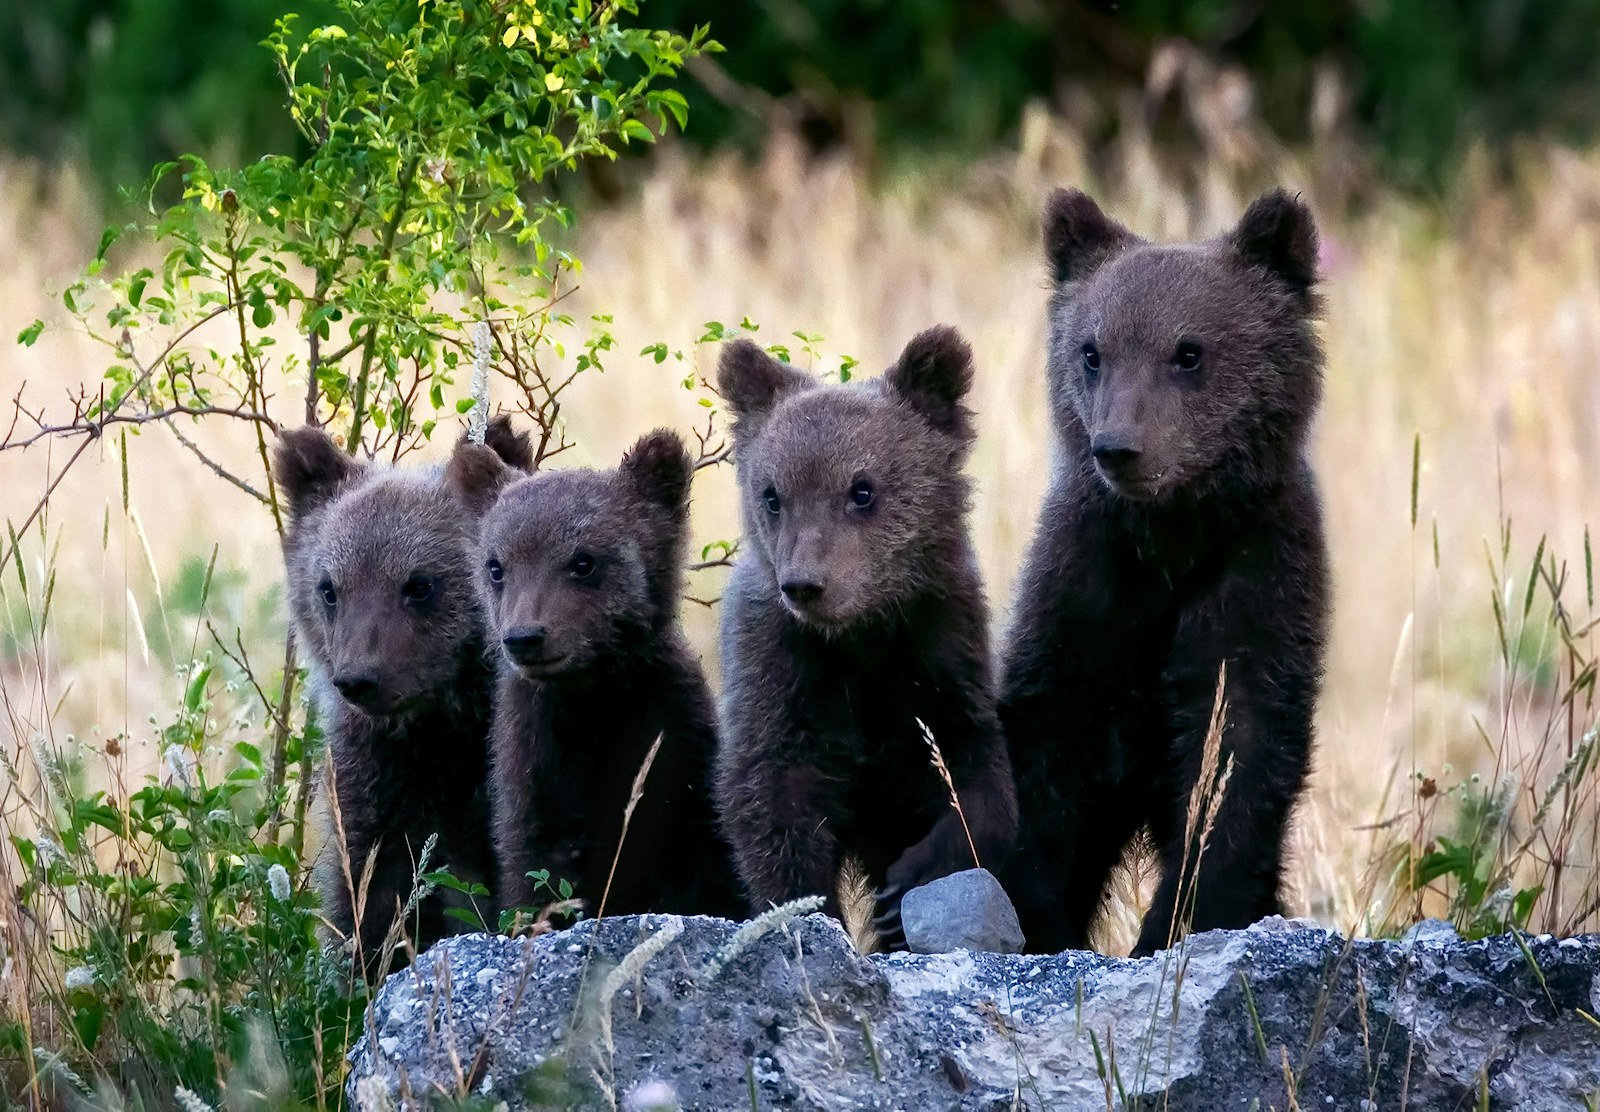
[167,424,270,504]
[0,436,94,573]
[2,399,278,452]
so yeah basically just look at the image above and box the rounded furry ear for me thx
[883,325,975,440]
[481,414,534,473]
[1231,189,1318,298]
[273,426,361,518]
[619,428,693,514]
[717,340,813,427]
[1044,188,1134,285]
[446,441,516,516]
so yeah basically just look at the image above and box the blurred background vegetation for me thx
[6,0,1600,197]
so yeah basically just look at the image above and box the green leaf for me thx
[96,224,122,260]
[16,320,43,347]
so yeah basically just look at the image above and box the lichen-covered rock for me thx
[348,914,1600,1110]
[901,868,1025,955]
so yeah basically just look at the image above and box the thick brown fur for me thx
[451,430,743,919]
[1000,189,1330,956]
[714,327,1018,944]
[274,415,528,974]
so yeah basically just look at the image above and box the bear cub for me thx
[449,429,743,920]
[716,326,1018,942]
[1000,189,1330,956]
[275,415,531,973]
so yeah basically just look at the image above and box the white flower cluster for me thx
[267,863,292,902]
[164,744,195,789]
[174,1086,216,1112]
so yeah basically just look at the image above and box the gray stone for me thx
[901,867,1026,954]
[1401,917,1461,947]
[348,913,1600,1110]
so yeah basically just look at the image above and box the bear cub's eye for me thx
[570,552,597,579]
[848,477,875,509]
[763,486,782,515]
[1082,342,1101,380]
[1174,341,1204,373]
[486,558,504,585]
[317,579,337,608]
[402,574,435,604]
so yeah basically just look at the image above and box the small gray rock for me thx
[900,867,1026,954]
[1401,917,1461,946]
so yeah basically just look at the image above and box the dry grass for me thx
[3,104,1600,958]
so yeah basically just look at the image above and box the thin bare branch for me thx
[167,424,270,504]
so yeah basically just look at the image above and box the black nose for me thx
[331,672,380,705]
[780,579,825,605]
[502,626,548,654]
[1091,433,1142,470]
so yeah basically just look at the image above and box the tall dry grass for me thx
[3,98,1599,957]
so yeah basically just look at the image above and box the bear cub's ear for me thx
[619,428,694,515]
[1231,189,1319,299]
[274,426,362,518]
[446,441,517,517]
[481,413,535,473]
[1043,188,1135,285]
[883,325,975,440]
[717,340,814,427]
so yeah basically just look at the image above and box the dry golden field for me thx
[4,116,1599,954]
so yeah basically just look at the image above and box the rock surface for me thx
[348,914,1600,1110]
[901,868,1026,955]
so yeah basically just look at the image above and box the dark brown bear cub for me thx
[449,430,743,920]
[716,327,1018,943]
[275,416,531,975]
[1000,189,1330,957]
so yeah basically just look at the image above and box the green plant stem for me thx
[345,155,419,453]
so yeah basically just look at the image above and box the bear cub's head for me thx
[274,417,532,717]
[450,429,693,678]
[719,326,976,631]
[1043,188,1323,503]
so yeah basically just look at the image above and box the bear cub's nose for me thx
[780,578,825,605]
[332,671,381,706]
[502,626,550,663]
[1090,433,1142,471]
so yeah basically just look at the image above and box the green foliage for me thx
[0,0,324,194]
[1388,770,1544,938]
[56,0,713,477]
[9,653,356,1105]
[645,0,1600,187]
[1375,521,1600,940]
[10,2,1600,193]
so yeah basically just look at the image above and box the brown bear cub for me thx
[448,430,743,920]
[716,327,1018,943]
[275,416,531,974]
[1000,189,1330,957]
